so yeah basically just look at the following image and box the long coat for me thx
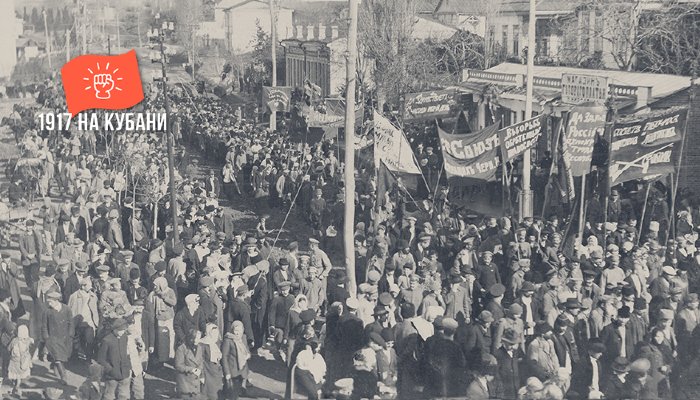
[569,355,603,399]
[175,343,203,395]
[455,323,491,362]
[221,333,250,379]
[200,342,224,399]
[421,336,467,397]
[42,305,74,362]
[494,347,520,400]
[96,332,131,381]
[600,323,635,367]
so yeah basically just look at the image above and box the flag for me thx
[373,111,421,174]
[437,122,501,183]
[61,49,144,116]
[377,160,397,208]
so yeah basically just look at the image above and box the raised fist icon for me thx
[93,73,115,99]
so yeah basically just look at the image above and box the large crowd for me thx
[0,78,699,400]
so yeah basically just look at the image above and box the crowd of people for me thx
[0,77,699,400]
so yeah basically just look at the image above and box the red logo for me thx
[61,49,144,116]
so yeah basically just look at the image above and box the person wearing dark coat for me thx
[600,306,635,368]
[327,270,350,307]
[602,356,630,400]
[175,330,204,399]
[0,290,16,386]
[494,329,522,400]
[249,266,269,348]
[422,317,466,397]
[336,299,365,380]
[96,318,132,400]
[484,283,506,322]
[42,292,74,384]
[173,294,207,348]
[222,320,251,399]
[227,286,254,346]
[455,310,494,363]
[568,340,605,399]
[63,262,89,304]
[269,283,295,341]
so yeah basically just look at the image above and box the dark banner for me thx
[404,89,459,121]
[497,115,545,162]
[438,122,500,182]
[262,86,292,112]
[562,105,607,176]
[609,107,688,186]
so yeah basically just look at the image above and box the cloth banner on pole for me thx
[437,122,501,183]
[562,105,607,176]
[373,111,421,174]
[262,86,292,112]
[404,89,459,121]
[609,106,688,186]
[497,115,545,162]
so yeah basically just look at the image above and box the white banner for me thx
[373,111,421,174]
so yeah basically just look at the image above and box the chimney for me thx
[296,25,304,39]
[318,23,326,40]
[307,25,315,40]
[331,25,338,39]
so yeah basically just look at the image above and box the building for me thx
[198,0,294,54]
[281,39,331,97]
[0,0,20,79]
[433,0,486,36]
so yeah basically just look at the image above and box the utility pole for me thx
[269,0,277,131]
[520,0,536,219]
[343,0,359,297]
[108,35,111,55]
[116,9,121,51]
[137,11,142,48]
[65,28,70,62]
[42,9,52,70]
[158,29,180,243]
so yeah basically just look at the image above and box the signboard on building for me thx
[404,89,459,121]
[609,106,688,185]
[561,74,609,105]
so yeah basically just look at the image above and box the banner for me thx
[262,86,292,112]
[404,89,459,121]
[438,122,501,182]
[609,107,688,185]
[498,115,545,162]
[373,111,421,174]
[562,105,607,176]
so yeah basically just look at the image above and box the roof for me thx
[415,0,441,14]
[434,0,485,14]
[500,0,581,14]
[412,16,458,41]
[485,63,692,102]
[217,0,291,11]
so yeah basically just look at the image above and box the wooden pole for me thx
[520,0,536,220]
[577,173,587,246]
[343,0,359,297]
[65,28,70,62]
[42,10,52,70]
[637,182,651,245]
[269,0,277,131]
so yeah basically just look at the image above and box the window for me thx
[502,25,509,53]
[512,25,520,56]
[580,10,590,52]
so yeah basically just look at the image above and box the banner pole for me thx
[542,114,565,218]
[577,173,587,247]
[670,74,695,241]
[602,98,617,247]
[637,182,651,246]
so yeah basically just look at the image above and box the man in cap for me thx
[198,275,224,333]
[18,219,43,290]
[650,265,675,299]
[336,298,365,378]
[400,216,418,250]
[268,281,294,356]
[391,240,416,274]
[455,310,493,361]
[96,317,132,400]
[484,283,507,321]
[465,352,498,399]
[273,258,298,293]
[226,285,253,346]
[249,260,270,348]
[516,281,542,336]
[475,251,502,301]
[602,356,630,399]
[43,290,74,384]
[622,358,654,399]
[124,267,148,306]
[494,328,522,399]
[63,260,89,303]
[309,188,326,234]
[308,238,332,279]
[106,209,124,250]
[492,304,525,353]
[677,293,700,352]
[444,274,471,324]
[526,321,558,381]
[600,306,635,367]
[114,250,137,287]
[422,317,466,397]
[600,254,625,295]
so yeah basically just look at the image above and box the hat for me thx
[129,268,141,280]
[372,307,388,317]
[74,261,88,272]
[489,283,506,297]
[278,258,289,266]
[112,318,128,330]
[300,309,316,324]
[334,378,354,391]
[441,317,458,330]
[501,329,521,345]
[612,356,630,373]
[345,297,359,310]
[235,286,249,296]
[662,266,677,276]
[478,310,494,323]
[378,292,393,306]
[121,250,134,258]
[43,388,64,400]
[583,268,597,278]
[688,293,699,303]
[535,321,553,335]
[46,291,62,301]
[199,276,215,287]
[649,221,660,232]
[589,340,606,354]
[611,189,620,196]
[154,261,167,272]
[658,308,674,320]
[450,274,463,284]
[419,233,431,242]
[548,276,561,287]
[308,238,320,245]
[278,281,291,290]
[634,297,647,310]
[508,303,523,315]
[629,358,651,374]
[406,216,417,222]
[368,331,386,347]
[564,298,583,309]
[521,281,536,292]
[617,306,631,318]
[671,286,683,295]
[367,270,381,284]
[96,265,110,273]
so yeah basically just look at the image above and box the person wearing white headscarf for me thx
[199,323,224,399]
[146,276,177,361]
[222,320,251,398]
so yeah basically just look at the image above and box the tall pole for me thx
[81,1,87,54]
[160,33,180,243]
[520,0,536,219]
[269,0,277,131]
[42,10,52,70]
[343,0,359,297]
[65,28,70,62]
[116,10,121,51]
[137,12,143,48]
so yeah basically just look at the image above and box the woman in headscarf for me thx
[293,338,326,400]
[145,276,177,366]
[200,322,224,399]
[285,294,308,365]
[175,329,204,399]
[222,320,251,399]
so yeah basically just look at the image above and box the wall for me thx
[0,0,18,79]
